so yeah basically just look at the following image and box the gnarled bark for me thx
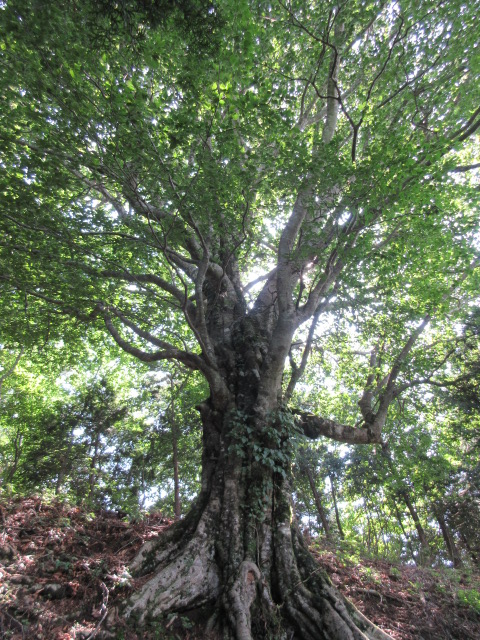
[123,406,393,640]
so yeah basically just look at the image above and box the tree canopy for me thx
[1,0,478,393]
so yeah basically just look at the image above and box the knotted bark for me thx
[124,408,393,640]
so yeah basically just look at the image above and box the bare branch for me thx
[450,162,480,173]
[244,268,277,293]
[284,287,339,403]
[100,304,206,372]
[70,170,129,220]
[451,106,480,142]
[100,269,191,308]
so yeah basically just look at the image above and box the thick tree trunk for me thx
[170,377,181,520]
[123,405,392,640]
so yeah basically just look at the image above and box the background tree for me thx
[1,1,479,638]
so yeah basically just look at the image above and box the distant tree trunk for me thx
[399,490,432,565]
[5,428,23,482]
[391,496,417,564]
[305,465,332,541]
[459,530,479,566]
[329,475,345,540]
[433,504,463,568]
[88,430,101,500]
[381,447,431,564]
[55,435,73,496]
[170,376,181,520]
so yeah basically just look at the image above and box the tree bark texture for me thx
[170,377,182,521]
[124,399,392,640]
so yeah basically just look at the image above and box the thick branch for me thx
[358,346,378,424]
[450,162,480,173]
[296,411,382,445]
[322,25,342,144]
[277,188,312,315]
[100,305,206,372]
[100,269,191,309]
[372,314,431,431]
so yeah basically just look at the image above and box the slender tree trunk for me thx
[55,436,73,496]
[459,531,479,566]
[364,498,379,555]
[391,496,417,564]
[398,490,432,565]
[305,465,332,541]
[88,431,101,499]
[329,475,345,540]
[6,428,23,482]
[433,504,463,568]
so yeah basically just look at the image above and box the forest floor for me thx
[0,497,479,640]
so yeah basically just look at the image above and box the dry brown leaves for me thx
[0,496,172,640]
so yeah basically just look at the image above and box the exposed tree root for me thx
[226,561,262,640]
[126,498,221,620]
[124,470,394,639]
[287,523,393,640]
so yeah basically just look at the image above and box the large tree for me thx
[1,0,479,638]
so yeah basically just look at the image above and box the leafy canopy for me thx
[0,0,479,438]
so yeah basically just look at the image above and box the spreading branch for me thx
[99,304,206,372]
[295,411,383,445]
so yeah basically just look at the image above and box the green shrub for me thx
[458,589,480,614]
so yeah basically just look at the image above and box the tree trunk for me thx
[459,531,479,566]
[391,496,417,565]
[305,465,332,541]
[433,504,463,568]
[88,432,101,499]
[55,435,73,496]
[170,376,181,520]
[123,404,392,640]
[398,490,432,565]
[6,428,23,482]
[329,475,345,540]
